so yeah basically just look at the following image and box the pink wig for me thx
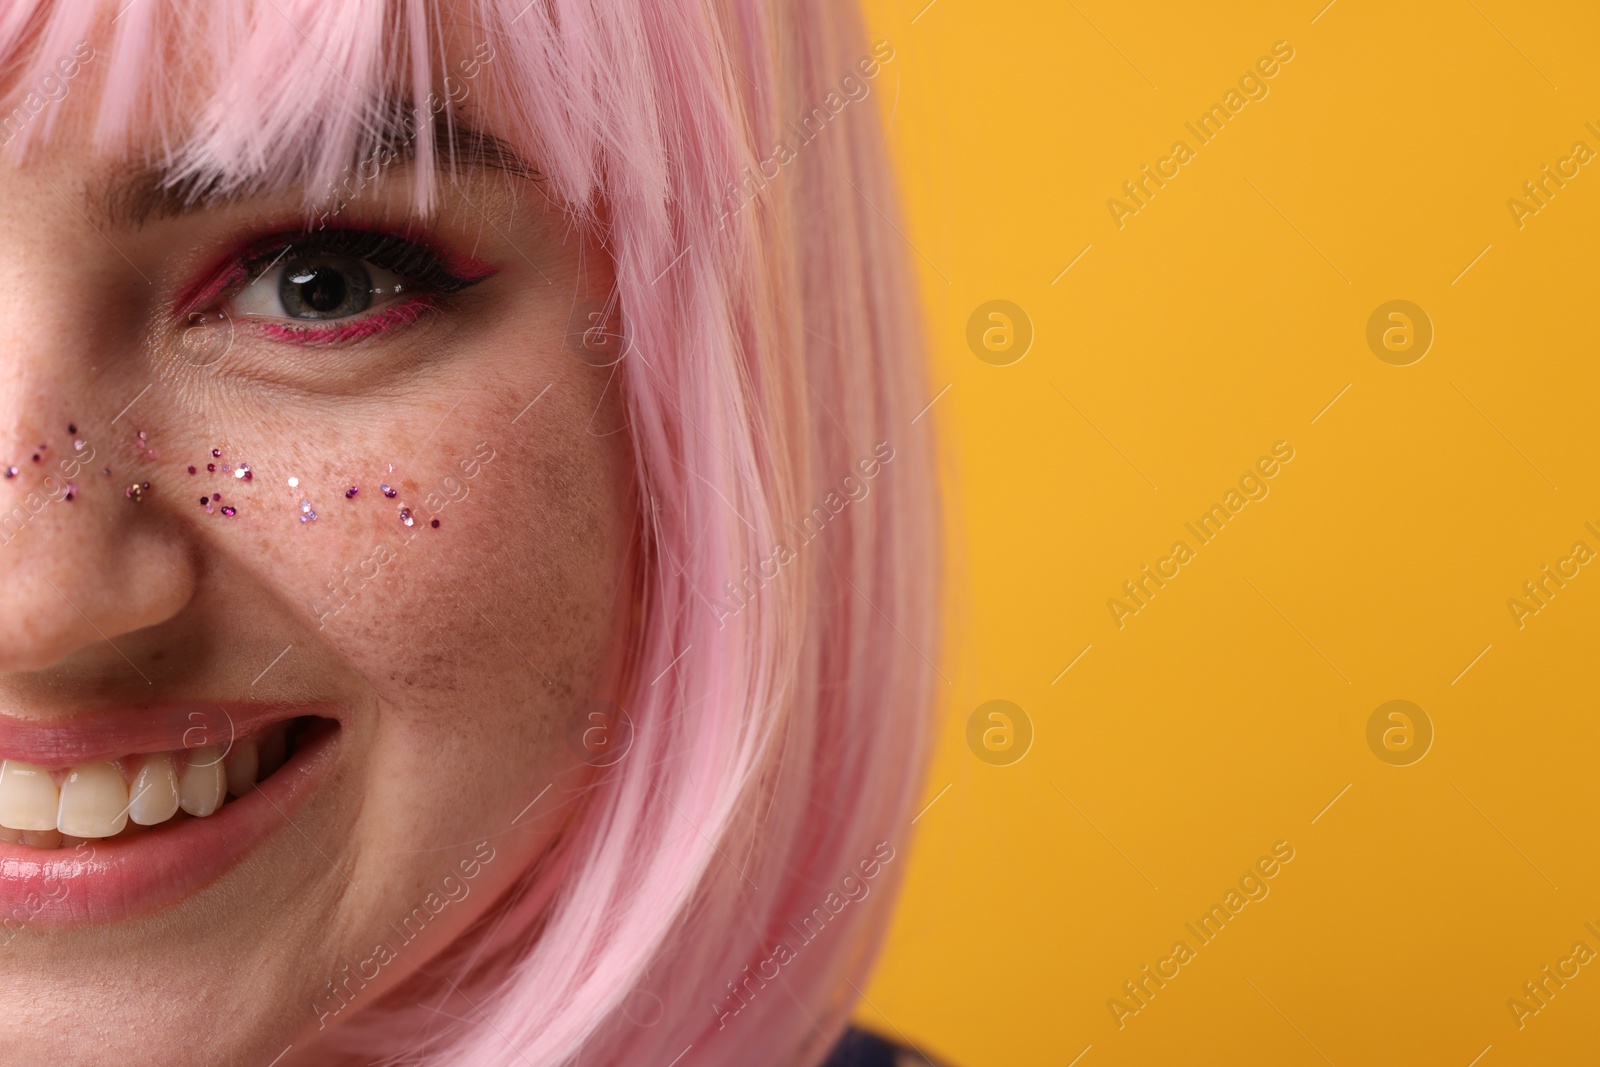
[0,1,941,1064]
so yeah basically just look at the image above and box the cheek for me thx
[304,383,631,740]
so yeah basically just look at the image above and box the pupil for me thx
[280,257,372,319]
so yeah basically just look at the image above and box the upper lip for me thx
[0,703,323,766]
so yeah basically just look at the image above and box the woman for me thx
[0,1,942,1064]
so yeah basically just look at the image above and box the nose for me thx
[0,167,199,677]
[0,428,195,673]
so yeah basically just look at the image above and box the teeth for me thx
[0,721,300,848]
[0,761,61,831]
[179,747,225,817]
[128,754,181,826]
[57,762,130,839]
[224,738,259,799]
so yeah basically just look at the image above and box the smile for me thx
[0,717,311,847]
[0,706,340,923]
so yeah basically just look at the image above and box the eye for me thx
[233,254,410,321]
[203,229,495,340]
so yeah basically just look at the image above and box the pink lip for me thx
[0,704,313,766]
[0,715,339,925]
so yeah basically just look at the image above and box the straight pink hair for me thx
[0,1,941,1063]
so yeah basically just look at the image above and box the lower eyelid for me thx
[252,299,436,345]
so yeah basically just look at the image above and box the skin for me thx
[0,35,635,1066]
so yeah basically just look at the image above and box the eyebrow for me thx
[100,110,538,229]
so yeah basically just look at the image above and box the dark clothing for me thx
[821,1027,939,1067]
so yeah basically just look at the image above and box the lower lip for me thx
[0,720,338,925]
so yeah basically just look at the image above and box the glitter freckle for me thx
[3,467,14,479]
[399,506,414,527]
[66,423,76,434]
[380,484,397,498]
[206,463,216,472]
[211,448,221,458]
[287,477,300,488]
[345,486,359,499]
[30,454,39,463]
[221,505,237,517]
[188,466,197,474]
[430,519,440,528]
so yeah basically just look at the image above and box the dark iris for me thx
[279,257,373,319]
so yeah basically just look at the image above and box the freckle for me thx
[66,423,76,434]
[64,484,76,502]
[200,496,209,506]
[101,467,111,476]
[430,518,440,528]
[31,454,40,463]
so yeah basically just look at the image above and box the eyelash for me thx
[180,227,495,345]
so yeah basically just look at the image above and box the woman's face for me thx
[0,42,632,1064]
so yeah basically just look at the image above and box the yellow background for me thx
[854,1,1600,1064]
